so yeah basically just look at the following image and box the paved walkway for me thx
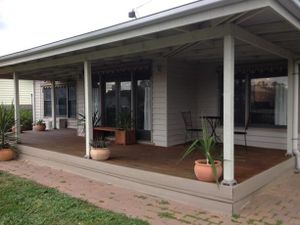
[0,160,299,225]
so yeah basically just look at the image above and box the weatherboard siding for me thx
[152,59,168,147]
[166,60,198,146]
[0,79,33,105]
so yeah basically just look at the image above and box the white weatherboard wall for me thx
[0,79,33,105]
[152,59,168,147]
[158,61,298,150]
[167,60,198,146]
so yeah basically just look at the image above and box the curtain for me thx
[144,84,151,131]
[275,83,287,125]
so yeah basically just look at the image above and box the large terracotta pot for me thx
[90,147,110,161]
[0,148,15,161]
[194,159,223,182]
[115,130,136,145]
[33,124,46,131]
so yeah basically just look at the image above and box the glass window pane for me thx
[55,87,67,116]
[120,81,131,115]
[250,77,287,126]
[68,86,76,118]
[105,82,116,126]
[43,88,52,117]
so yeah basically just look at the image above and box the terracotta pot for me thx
[0,148,15,161]
[90,147,110,161]
[115,130,136,145]
[33,124,46,131]
[194,159,223,182]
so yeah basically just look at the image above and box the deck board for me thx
[20,129,289,183]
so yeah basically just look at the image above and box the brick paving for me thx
[0,160,299,225]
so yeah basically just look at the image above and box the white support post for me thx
[32,82,36,123]
[84,61,93,158]
[287,59,294,155]
[13,72,21,142]
[293,61,300,172]
[221,35,237,186]
[51,80,56,129]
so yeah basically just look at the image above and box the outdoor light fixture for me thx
[128,10,136,19]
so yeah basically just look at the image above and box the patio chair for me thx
[234,119,249,150]
[181,111,202,142]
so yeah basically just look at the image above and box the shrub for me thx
[20,108,33,131]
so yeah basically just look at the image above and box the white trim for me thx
[84,61,92,158]
[222,34,236,185]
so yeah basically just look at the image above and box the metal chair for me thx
[234,118,249,150]
[181,111,202,142]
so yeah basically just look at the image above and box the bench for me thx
[93,127,117,138]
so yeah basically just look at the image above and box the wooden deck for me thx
[20,129,289,183]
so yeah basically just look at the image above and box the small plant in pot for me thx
[0,104,17,161]
[115,111,136,145]
[181,118,222,184]
[90,137,110,161]
[33,119,46,131]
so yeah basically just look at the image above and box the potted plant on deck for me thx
[0,104,17,161]
[90,137,111,161]
[115,111,136,145]
[33,119,46,131]
[181,118,222,184]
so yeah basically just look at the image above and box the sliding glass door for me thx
[99,71,151,141]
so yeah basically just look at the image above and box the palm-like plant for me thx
[0,104,16,150]
[181,118,220,184]
[78,110,102,128]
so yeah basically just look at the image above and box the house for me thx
[0,79,33,108]
[0,0,300,214]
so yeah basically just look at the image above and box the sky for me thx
[0,0,196,57]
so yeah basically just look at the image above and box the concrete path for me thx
[0,160,299,225]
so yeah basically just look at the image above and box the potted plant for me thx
[33,119,46,131]
[0,104,17,161]
[78,111,102,136]
[90,137,110,161]
[115,111,136,145]
[181,118,222,184]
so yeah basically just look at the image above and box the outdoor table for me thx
[201,116,221,143]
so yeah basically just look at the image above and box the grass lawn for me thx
[0,171,149,225]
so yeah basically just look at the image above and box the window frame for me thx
[43,84,76,119]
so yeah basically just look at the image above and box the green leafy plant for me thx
[33,119,45,126]
[78,110,102,128]
[90,137,109,149]
[20,108,33,130]
[0,104,17,149]
[116,111,134,131]
[181,118,220,184]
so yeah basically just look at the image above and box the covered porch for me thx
[20,129,288,183]
[1,0,300,214]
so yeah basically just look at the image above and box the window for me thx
[44,88,52,117]
[68,86,76,118]
[55,87,67,116]
[219,63,288,127]
[43,85,76,118]
[250,77,287,126]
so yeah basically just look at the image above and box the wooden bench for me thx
[93,127,117,138]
